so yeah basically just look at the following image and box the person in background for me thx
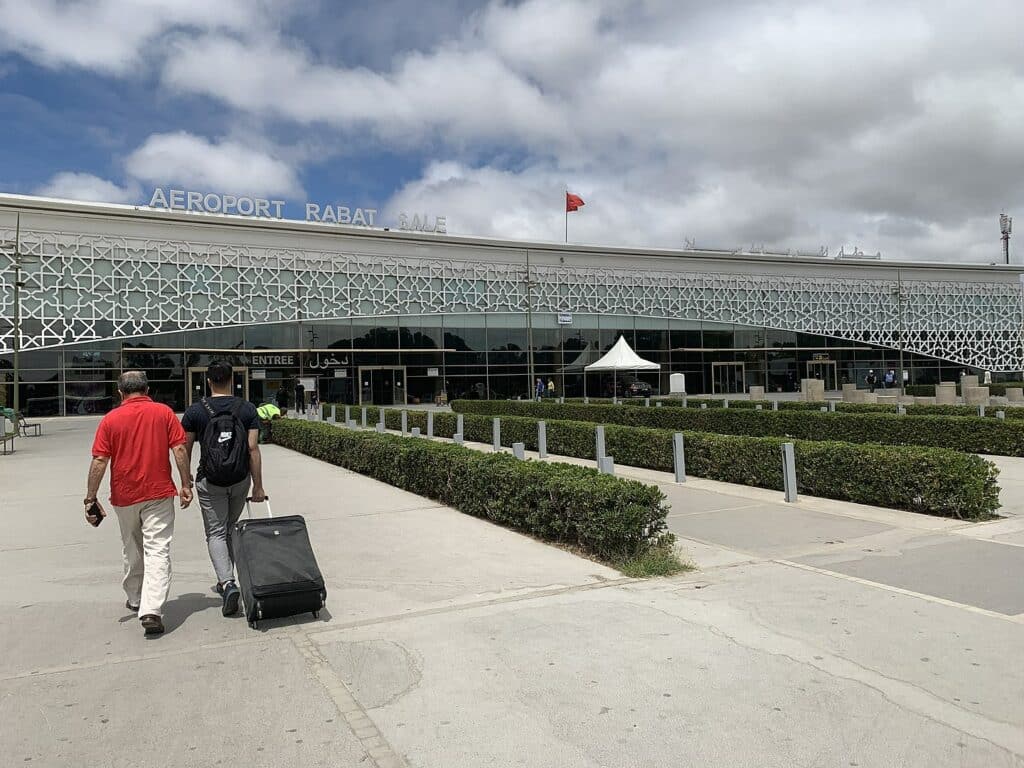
[84,371,193,636]
[308,389,319,416]
[256,402,283,442]
[181,361,266,617]
[866,370,877,393]
[293,378,305,415]
[547,378,555,398]
[535,378,544,401]
[275,384,288,411]
[884,370,896,389]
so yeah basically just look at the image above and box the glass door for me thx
[711,362,745,394]
[188,366,249,405]
[806,361,837,391]
[358,367,408,405]
[187,367,206,406]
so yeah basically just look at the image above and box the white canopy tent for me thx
[585,336,660,399]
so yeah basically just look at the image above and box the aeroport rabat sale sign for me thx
[147,187,446,233]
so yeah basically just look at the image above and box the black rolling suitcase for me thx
[234,500,327,629]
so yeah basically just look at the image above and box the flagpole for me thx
[564,190,568,244]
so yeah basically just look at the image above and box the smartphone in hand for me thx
[87,501,104,527]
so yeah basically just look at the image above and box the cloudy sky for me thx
[0,0,1021,262]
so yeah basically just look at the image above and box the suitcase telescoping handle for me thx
[245,497,273,519]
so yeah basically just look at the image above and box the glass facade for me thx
[0,313,983,416]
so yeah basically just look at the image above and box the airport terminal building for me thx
[1,193,1022,416]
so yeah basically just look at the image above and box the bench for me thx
[17,413,42,437]
[0,432,12,455]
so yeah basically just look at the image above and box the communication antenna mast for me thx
[1000,213,1012,264]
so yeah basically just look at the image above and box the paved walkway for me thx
[2,417,1022,767]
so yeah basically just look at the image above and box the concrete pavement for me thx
[1,416,1022,767]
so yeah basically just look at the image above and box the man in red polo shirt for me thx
[85,371,193,636]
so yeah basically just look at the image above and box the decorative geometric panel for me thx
[1,226,1022,371]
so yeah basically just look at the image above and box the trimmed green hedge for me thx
[271,418,671,562]
[566,396,1024,419]
[451,400,1024,457]
[342,405,1000,519]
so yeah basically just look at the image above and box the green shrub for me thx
[346,405,1000,519]
[271,418,672,563]
[450,400,1024,457]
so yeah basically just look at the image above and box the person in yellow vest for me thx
[256,402,282,442]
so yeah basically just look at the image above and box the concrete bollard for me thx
[997,410,1006,420]
[700,403,708,410]
[782,442,798,503]
[595,425,606,469]
[375,423,385,433]
[492,418,501,451]
[344,406,351,425]
[599,456,615,475]
[656,401,663,408]
[346,420,357,429]
[512,442,525,460]
[673,433,686,483]
[978,405,986,417]
[538,421,548,458]
[828,401,836,413]
[411,427,421,437]
[724,399,730,409]
[457,413,464,438]
[401,410,408,436]
[772,400,779,411]
[361,407,367,428]
[820,406,828,413]
[584,396,590,404]
[897,405,906,416]
[645,397,650,407]
[454,432,464,444]
[328,405,337,424]
[378,408,386,429]
[756,404,763,410]
[427,411,434,438]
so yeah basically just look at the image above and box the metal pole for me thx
[427,410,434,438]
[525,249,535,401]
[595,425,605,468]
[782,442,798,503]
[492,417,501,451]
[538,420,547,458]
[12,213,22,445]
[673,432,686,483]
[897,271,906,399]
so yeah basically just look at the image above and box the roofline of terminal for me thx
[0,192,1016,274]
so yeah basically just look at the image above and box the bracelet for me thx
[84,497,97,504]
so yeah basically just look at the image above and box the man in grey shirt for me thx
[181,361,268,616]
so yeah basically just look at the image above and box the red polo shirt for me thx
[92,395,187,507]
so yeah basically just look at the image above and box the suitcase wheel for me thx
[256,602,263,620]
[312,610,319,619]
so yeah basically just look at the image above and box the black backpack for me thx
[199,398,250,486]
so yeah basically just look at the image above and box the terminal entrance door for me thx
[805,361,838,391]
[187,366,250,406]
[711,362,745,394]
[358,366,407,406]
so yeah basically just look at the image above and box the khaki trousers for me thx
[113,496,176,617]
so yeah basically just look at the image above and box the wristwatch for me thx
[84,497,97,505]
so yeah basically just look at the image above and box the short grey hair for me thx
[117,370,149,395]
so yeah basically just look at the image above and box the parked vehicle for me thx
[602,374,653,398]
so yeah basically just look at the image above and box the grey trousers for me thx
[197,475,251,585]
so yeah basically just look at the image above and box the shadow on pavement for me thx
[160,592,223,634]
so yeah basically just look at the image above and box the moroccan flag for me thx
[566,192,585,212]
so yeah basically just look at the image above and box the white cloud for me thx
[125,132,304,198]
[5,0,1024,260]
[0,0,257,73]
[34,172,138,204]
